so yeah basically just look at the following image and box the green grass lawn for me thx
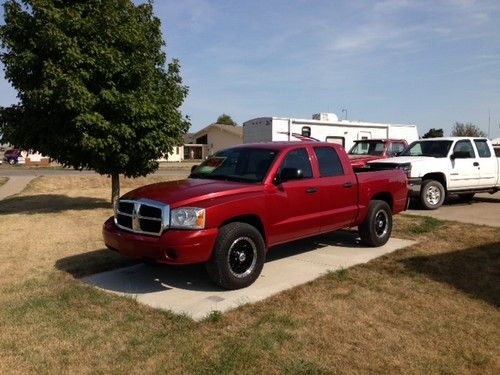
[0,176,498,374]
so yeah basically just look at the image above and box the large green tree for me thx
[0,0,189,205]
[451,122,486,137]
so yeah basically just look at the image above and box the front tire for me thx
[206,222,265,290]
[420,179,445,210]
[358,200,392,247]
[8,158,16,165]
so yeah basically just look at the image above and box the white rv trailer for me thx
[243,113,419,150]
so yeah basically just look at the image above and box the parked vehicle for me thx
[348,139,408,169]
[3,149,21,165]
[103,142,408,289]
[243,113,418,151]
[368,137,500,209]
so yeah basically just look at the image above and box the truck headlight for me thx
[170,208,206,229]
[396,163,411,177]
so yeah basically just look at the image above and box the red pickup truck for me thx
[348,139,408,168]
[103,142,408,289]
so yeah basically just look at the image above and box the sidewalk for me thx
[0,176,35,200]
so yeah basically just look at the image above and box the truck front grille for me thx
[115,199,169,236]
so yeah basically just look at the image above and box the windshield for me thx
[401,140,453,158]
[348,141,386,156]
[189,147,278,183]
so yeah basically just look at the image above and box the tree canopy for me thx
[216,114,237,126]
[451,122,486,137]
[422,128,444,138]
[0,0,189,203]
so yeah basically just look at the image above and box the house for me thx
[192,123,243,158]
[160,124,242,162]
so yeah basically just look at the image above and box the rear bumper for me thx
[408,177,422,196]
[102,217,218,265]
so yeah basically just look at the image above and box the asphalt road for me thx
[406,192,500,227]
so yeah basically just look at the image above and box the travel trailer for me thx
[243,113,419,150]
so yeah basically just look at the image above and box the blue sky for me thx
[1,0,500,137]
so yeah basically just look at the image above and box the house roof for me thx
[193,123,243,138]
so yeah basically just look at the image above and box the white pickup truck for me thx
[368,137,500,209]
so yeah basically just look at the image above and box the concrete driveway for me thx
[406,191,500,227]
[83,231,415,320]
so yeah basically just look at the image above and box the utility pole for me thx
[488,109,491,138]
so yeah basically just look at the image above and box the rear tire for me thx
[358,200,392,247]
[420,179,445,210]
[8,158,16,165]
[206,222,265,290]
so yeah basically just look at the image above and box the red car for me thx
[348,139,408,169]
[103,142,408,289]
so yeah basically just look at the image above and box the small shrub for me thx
[326,268,349,282]
[409,216,442,234]
[205,310,223,323]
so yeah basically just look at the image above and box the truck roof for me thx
[230,141,337,151]
[415,137,490,141]
[353,139,406,143]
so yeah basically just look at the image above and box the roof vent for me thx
[312,113,338,122]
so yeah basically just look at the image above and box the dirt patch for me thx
[0,176,8,188]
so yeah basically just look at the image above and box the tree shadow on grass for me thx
[403,242,500,307]
[0,194,111,214]
[55,248,137,278]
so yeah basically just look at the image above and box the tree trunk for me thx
[111,173,120,209]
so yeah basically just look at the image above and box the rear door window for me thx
[313,147,344,177]
[473,140,491,158]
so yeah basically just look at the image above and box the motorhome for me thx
[243,113,418,150]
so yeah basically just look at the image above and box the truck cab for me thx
[348,139,408,168]
[368,137,500,209]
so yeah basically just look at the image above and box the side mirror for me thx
[275,167,303,184]
[190,165,198,173]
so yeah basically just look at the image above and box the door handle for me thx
[343,182,353,188]
[473,162,479,167]
[305,187,317,193]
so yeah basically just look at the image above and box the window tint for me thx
[453,140,475,158]
[279,148,313,178]
[402,140,453,157]
[190,148,278,183]
[474,140,491,158]
[390,142,405,154]
[301,126,311,137]
[314,147,344,177]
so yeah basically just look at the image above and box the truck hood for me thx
[121,178,261,208]
[368,156,438,165]
[348,155,382,167]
